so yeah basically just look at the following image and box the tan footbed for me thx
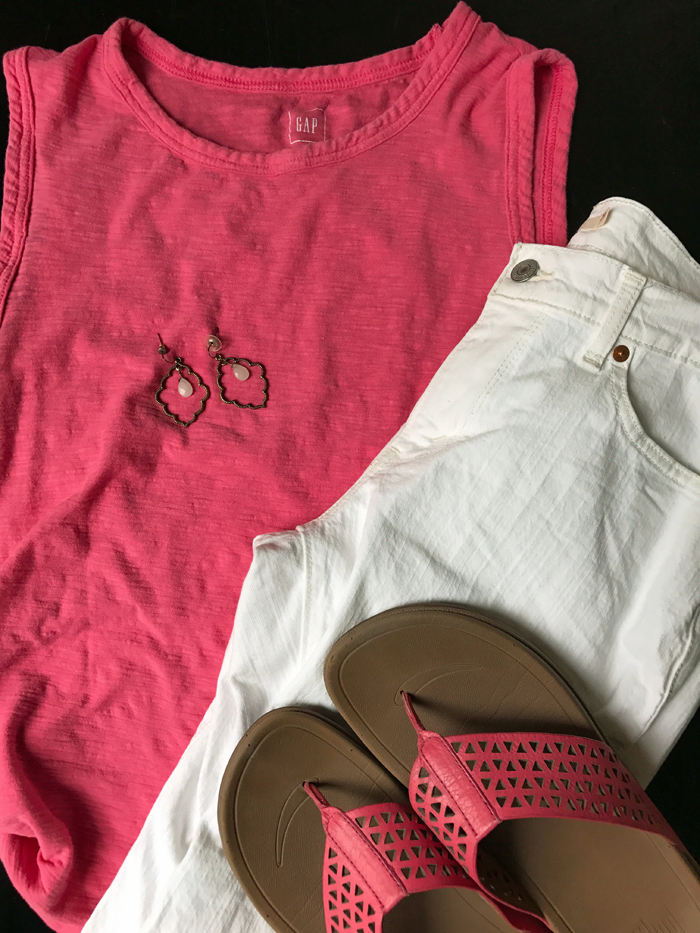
[218,707,520,933]
[324,604,700,933]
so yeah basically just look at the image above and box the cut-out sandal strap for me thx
[402,692,683,932]
[304,784,474,933]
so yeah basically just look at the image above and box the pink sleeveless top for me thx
[0,5,575,928]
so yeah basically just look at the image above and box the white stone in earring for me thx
[231,363,249,381]
[178,377,194,397]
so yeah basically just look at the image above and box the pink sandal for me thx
[218,707,545,933]
[325,604,700,932]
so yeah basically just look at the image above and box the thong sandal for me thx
[324,604,700,933]
[217,707,549,933]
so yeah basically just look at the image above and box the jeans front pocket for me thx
[608,347,700,497]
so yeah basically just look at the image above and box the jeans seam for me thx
[665,603,700,705]
[610,362,700,494]
[467,311,549,420]
[623,334,700,370]
[492,292,700,367]
[490,289,598,324]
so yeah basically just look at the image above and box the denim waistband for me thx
[491,198,700,371]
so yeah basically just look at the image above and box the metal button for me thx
[612,345,630,362]
[510,259,540,282]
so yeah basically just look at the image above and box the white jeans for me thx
[84,198,700,933]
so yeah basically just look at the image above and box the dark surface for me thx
[1,2,699,930]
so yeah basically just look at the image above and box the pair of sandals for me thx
[218,605,700,932]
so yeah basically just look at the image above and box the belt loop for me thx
[582,268,647,370]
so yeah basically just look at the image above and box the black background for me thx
[1,2,700,930]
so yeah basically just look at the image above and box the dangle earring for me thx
[155,334,210,427]
[205,332,269,409]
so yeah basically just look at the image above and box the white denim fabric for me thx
[84,198,700,933]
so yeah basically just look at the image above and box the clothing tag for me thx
[578,207,610,232]
[288,108,326,145]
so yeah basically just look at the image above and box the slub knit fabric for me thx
[0,5,575,929]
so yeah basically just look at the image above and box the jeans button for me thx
[510,259,540,282]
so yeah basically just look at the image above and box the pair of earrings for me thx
[155,333,269,427]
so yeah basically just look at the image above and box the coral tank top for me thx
[0,4,576,929]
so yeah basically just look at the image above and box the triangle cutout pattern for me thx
[433,731,678,841]
[323,802,474,933]
[409,755,541,918]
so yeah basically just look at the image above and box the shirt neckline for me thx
[101,3,480,176]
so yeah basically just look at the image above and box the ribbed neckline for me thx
[102,3,480,175]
